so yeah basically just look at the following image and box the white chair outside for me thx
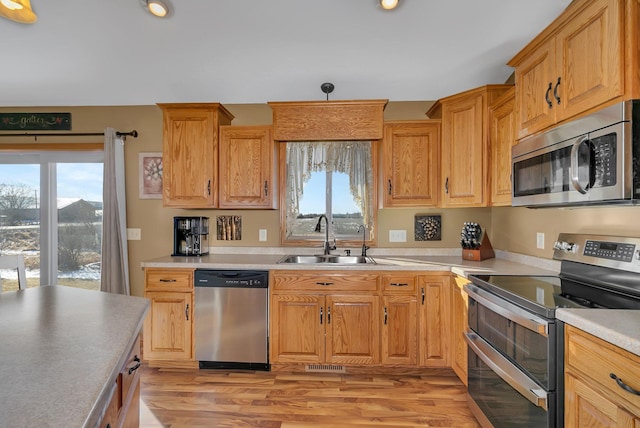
[0,254,28,291]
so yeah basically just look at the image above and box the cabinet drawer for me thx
[120,335,141,410]
[271,271,379,292]
[381,273,417,293]
[145,268,193,292]
[566,325,640,414]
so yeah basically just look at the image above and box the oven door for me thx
[466,332,554,428]
[464,283,561,427]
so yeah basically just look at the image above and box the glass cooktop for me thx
[468,274,620,318]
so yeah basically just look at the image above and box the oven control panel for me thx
[554,233,640,273]
[583,240,636,262]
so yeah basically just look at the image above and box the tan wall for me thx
[491,206,640,259]
[4,102,635,298]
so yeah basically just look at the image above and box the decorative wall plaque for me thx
[415,214,442,241]
[0,113,71,131]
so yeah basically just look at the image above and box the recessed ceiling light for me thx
[379,0,399,10]
[0,0,37,23]
[141,0,169,18]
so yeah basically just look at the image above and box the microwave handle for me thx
[570,136,589,194]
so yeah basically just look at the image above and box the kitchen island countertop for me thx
[0,285,149,427]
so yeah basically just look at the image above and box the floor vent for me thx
[305,364,346,373]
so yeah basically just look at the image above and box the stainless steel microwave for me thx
[511,100,640,207]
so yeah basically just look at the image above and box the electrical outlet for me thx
[389,230,407,242]
[259,229,267,242]
[536,232,544,249]
[127,228,141,240]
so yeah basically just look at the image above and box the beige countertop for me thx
[140,249,560,278]
[557,309,640,357]
[0,286,149,427]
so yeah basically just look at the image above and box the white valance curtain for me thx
[285,141,373,234]
[101,128,130,295]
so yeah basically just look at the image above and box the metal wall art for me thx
[414,214,442,241]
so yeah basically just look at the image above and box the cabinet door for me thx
[451,276,469,385]
[143,291,193,360]
[418,275,451,368]
[161,107,217,208]
[382,121,440,207]
[514,38,557,139]
[565,373,640,427]
[270,294,324,364]
[325,294,380,365]
[218,126,276,208]
[489,88,516,206]
[556,0,623,121]
[441,93,486,207]
[381,295,417,365]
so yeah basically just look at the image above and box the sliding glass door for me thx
[0,151,104,290]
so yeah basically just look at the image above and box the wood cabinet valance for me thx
[268,99,388,141]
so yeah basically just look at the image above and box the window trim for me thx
[278,140,379,248]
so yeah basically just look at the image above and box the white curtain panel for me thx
[285,141,373,235]
[101,128,130,295]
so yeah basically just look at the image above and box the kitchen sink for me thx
[277,255,375,264]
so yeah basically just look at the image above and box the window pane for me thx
[0,165,40,291]
[331,172,363,236]
[56,163,103,291]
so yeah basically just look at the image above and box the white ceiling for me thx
[1,0,572,107]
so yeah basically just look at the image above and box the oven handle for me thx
[464,284,549,337]
[465,332,549,411]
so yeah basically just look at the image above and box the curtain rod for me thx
[0,130,138,138]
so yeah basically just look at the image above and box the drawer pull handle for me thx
[128,356,141,375]
[610,373,640,396]
[390,282,408,286]
[316,282,334,286]
[159,279,177,283]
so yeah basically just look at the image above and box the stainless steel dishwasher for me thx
[194,269,269,370]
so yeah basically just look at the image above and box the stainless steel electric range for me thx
[465,233,640,428]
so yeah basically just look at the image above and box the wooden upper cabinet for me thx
[158,103,234,208]
[509,0,626,139]
[489,87,516,206]
[381,121,440,207]
[218,125,276,209]
[428,85,512,207]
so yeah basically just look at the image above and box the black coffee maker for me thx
[172,216,209,256]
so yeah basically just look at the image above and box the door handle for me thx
[207,180,211,196]
[264,180,268,196]
[421,287,425,305]
[320,307,323,324]
[570,135,590,194]
[553,77,561,105]
[545,82,553,108]
[384,307,388,325]
[327,306,331,324]
[445,177,449,194]
[185,303,189,321]
[388,179,392,195]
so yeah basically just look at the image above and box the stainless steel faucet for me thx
[314,215,336,255]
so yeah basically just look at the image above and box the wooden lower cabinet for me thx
[143,268,194,363]
[418,274,452,368]
[565,325,640,427]
[101,334,142,428]
[270,270,453,370]
[451,276,469,384]
[270,293,380,365]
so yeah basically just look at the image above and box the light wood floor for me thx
[139,365,480,427]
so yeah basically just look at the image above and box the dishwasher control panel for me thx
[194,269,268,288]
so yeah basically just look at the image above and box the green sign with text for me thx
[0,113,71,131]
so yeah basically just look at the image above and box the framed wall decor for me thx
[139,152,163,199]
